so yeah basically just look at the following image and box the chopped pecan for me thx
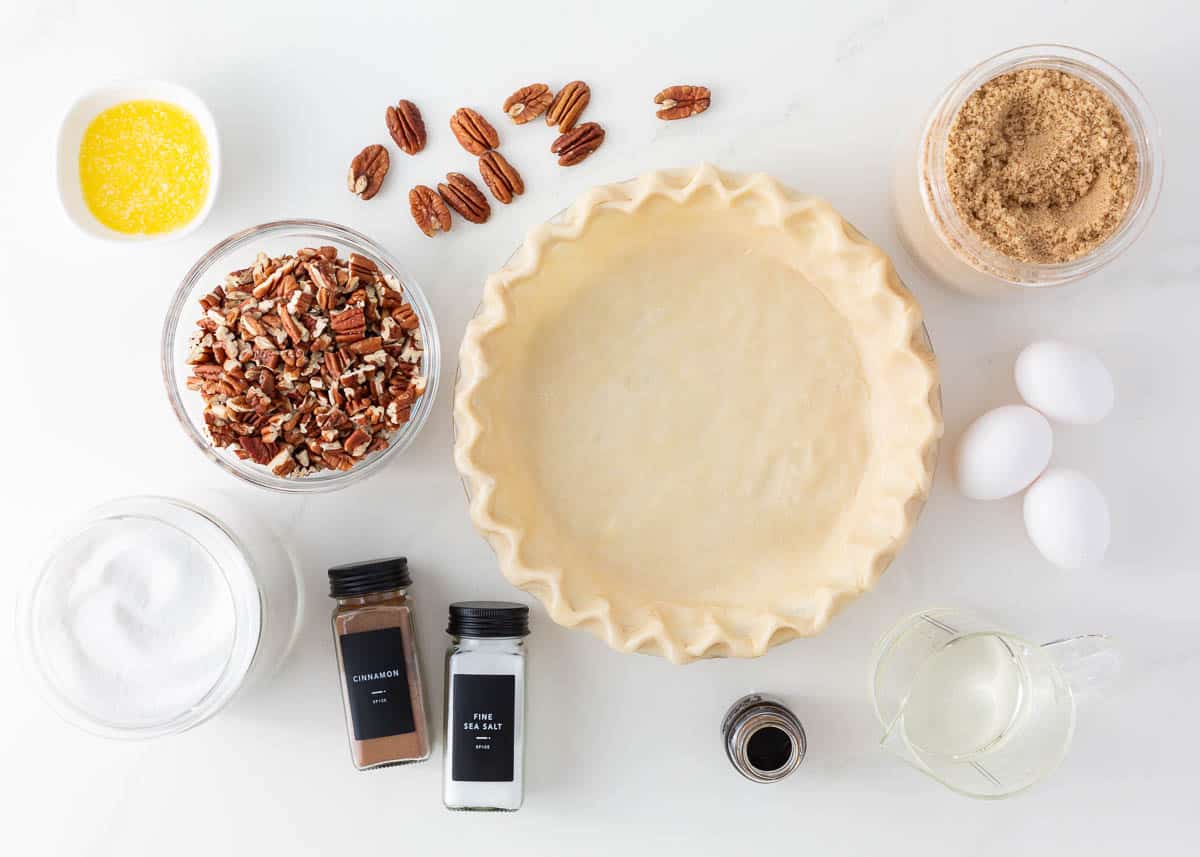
[386,400,412,425]
[347,144,389,199]
[478,150,524,204]
[277,305,306,344]
[253,347,281,369]
[288,290,314,314]
[437,173,490,224]
[348,336,384,355]
[551,122,605,166]
[183,246,427,479]
[330,306,365,333]
[449,107,499,155]
[240,436,277,465]
[409,185,452,237]
[343,428,371,457]
[385,99,426,155]
[193,363,223,379]
[322,450,356,471]
[546,80,590,132]
[348,253,379,281]
[392,305,419,329]
[654,85,710,120]
[504,83,552,124]
[305,261,337,295]
[269,445,297,476]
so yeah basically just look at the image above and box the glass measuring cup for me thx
[870,608,1118,798]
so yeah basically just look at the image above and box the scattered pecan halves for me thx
[654,85,711,120]
[503,84,553,124]
[450,107,500,155]
[347,144,389,199]
[546,80,590,132]
[438,173,490,224]
[385,99,427,155]
[478,150,524,204]
[551,122,605,166]
[409,185,452,237]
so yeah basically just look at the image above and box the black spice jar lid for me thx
[328,557,411,598]
[448,601,530,638]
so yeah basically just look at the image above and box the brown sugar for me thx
[945,67,1138,264]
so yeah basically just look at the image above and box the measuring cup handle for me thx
[1041,634,1120,702]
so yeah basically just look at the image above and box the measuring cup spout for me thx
[878,711,919,766]
[1040,634,1120,702]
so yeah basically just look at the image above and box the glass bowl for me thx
[894,44,1163,295]
[16,496,299,739]
[162,220,440,493]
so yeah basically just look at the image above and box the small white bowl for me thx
[57,80,221,243]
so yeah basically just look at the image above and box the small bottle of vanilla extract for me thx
[721,693,806,783]
[443,602,529,811]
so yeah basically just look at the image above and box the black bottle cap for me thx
[447,601,530,638]
[328,557,411,598]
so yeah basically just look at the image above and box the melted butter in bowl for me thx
[57,81,220,242]
[79,100,210,235]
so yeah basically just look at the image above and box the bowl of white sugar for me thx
[17,496,299,739]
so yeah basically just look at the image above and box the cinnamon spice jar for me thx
[329,558,430,769]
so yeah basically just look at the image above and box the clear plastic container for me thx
[162,220,440,492]
[17,495,301,739]
[894,44,1162,296]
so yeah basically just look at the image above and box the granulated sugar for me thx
[32,516,236,726]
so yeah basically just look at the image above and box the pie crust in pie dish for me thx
[454,165,942,664]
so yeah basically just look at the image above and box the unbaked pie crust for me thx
[455,165,941,663]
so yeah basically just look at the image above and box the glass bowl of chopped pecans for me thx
[162,220,440,492]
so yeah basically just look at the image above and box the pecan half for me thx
[385,99,426,155]
[550,122,605,166]
[409,185,452,237]
[546,80,590,132]
[503,83,553,124]
[437,173,490,224]
[478,150,524,204]
[654,85,711,120]
[449,107,499,155]
[347,144,389,199]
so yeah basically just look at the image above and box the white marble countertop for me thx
[1,1,1197,853]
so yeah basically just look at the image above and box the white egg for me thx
[955,405,1053,500]
[1014,341,1115,425]
[1024,468,1111,569]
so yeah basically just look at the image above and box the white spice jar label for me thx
[451,674,516,781]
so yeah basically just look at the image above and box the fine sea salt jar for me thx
[329,557,431,770]
[443,602,530,811]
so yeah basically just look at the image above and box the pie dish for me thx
[454,165,942,663]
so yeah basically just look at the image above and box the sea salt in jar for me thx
[443,602,529,811]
